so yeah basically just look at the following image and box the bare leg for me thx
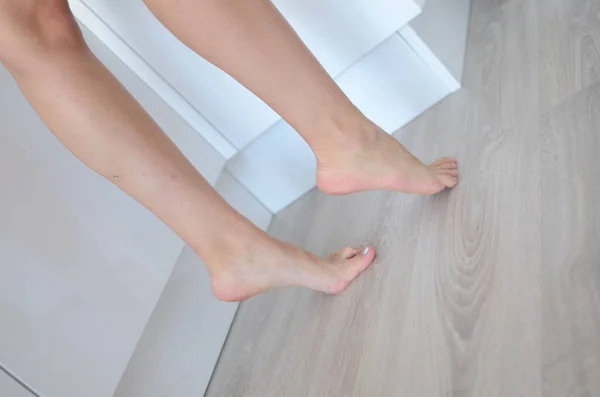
[144,0,459,195]
[0,0,375,302]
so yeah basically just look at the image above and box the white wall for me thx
[0,24,227,397]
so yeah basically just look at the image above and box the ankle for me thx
[204,229,294,302]
[310,115,380,158]
[199,222,270,274]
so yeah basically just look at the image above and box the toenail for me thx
[362,246,370,255]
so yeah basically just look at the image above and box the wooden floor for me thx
[207,0,600,395]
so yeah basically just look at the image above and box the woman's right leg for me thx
[0,0,375,302]
[143,0,459,196]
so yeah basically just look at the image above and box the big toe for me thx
[436,172,458,188]
[326,245,376,294]
[328,245,372,260]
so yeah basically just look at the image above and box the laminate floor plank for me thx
[208,188,422,397]
[539,0,600,111]
[207,0,600,395]
[470,0,511,17]
[540,81,600,397]
[463,0,540,128]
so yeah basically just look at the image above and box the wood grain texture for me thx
[207,0,600,396]
[470,0,510,16]
[541,81,600,397]
[539,0,600,111]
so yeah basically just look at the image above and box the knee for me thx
[0,0,86,73]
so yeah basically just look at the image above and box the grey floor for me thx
[207,0,600,395]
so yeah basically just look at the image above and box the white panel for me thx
[227,35,450,213]
[81,0,279,150]
[215,171,273,230]
[79,23,227,185]
[114,173,271,397]
[70,0,237,158]
[79,0,422,150]
[405,0,471,87]
[272,0,422,76]
[0,370,35,397]
[336,34,450,132]
[226,121,315,213]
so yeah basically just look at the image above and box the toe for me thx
[441,169,459,177]
[433,157,457,167]
[336,246,361,259]
[329,246,364,260]
[437,173,458,188]
[437,162,458,170]
[325,245,376,294]
[344,245,375,273]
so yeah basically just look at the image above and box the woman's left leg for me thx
[0,0,376,302]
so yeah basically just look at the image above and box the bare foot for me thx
[315,125,458,195]
[208,230,376,302]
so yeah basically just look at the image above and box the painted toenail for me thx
[362,246,370,255]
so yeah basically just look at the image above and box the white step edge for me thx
[69,0,238,159]
[114,171,272,397]
[226,33,452,213]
